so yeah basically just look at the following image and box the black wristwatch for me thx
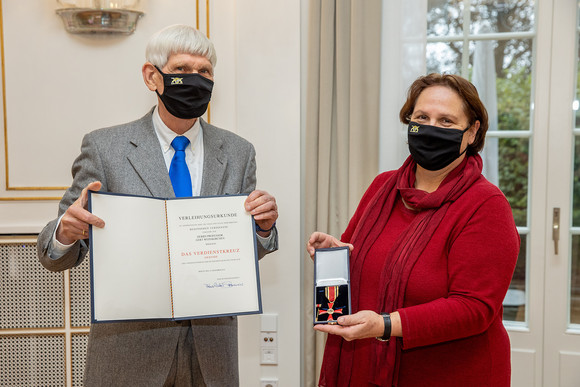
[376,313,391,342]
[256,221,276,233]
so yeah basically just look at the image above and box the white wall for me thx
[210,1,302,385]
[0,0,302,385]
[0,0,205,227]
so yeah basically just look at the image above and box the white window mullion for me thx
[461,0,472,78]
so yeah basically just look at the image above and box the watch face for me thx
[315,284,349,323]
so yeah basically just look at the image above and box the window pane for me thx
[427,0,463,37]
[574,31,580,228]
[576,24,580,128]
[497,137,529,227]
[571,235,580,324]
[424,0,533,326]
[572,4,580,327]
[573,137,580,227]
[503,234,526,322]
[428,1,535,36]
[469,38,533,131]
[496,41,533,132]
[470,0,535,34]
[575,70,580,129]
[426,41,463,74]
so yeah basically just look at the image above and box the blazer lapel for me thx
[126,111,175,198]
[200,119,227,196]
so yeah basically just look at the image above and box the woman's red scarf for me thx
[318,154,483,387]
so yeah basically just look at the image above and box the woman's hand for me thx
[314,311,402,341]
[313,311,385,341]
[306,232,354,259]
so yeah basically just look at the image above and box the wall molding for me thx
[0,1,210,201]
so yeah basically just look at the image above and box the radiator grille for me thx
[71,334,88,386]
[1,241,91,386]
[0,243,64,329]
[70,257,91,327]
[0,334,66,386]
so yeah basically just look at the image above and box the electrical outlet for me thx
[260,379,278,387]
[260,332,278,364]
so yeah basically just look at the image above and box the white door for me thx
[423,1,580,385]
[505,0,576,385]
[533,0,580,385]
[493,0,580,385]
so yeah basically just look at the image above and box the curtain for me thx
[303,0,382,385]
[472,23,499,186]
[379,0,427,173]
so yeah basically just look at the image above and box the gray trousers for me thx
[163,324,206,387]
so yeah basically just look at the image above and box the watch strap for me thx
[376,313,391,342]
[256,221,276,233]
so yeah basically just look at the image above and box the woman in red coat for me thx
[308,73,520,387]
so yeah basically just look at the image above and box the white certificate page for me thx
[166,195,260,318]
[90,193,172,322]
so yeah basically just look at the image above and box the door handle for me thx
[553,207,560,255]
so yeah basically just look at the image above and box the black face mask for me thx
[155,66,214,119]
[407,121,470,171]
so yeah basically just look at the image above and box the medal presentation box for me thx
[313,246,351,325]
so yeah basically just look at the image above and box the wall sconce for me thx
[56,0,144,35]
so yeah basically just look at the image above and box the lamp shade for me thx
[56,0,144,35]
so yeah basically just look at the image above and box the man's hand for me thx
[245,190,278,237]
[56,181,105,245]
[306,232,354,259]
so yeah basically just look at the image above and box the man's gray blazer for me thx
[37,109,278,386]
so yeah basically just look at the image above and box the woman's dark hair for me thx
[399,73,489,155]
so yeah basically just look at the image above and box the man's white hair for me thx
[145,24,217,68]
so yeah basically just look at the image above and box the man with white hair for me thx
[37,24,278,386]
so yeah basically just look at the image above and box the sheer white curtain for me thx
[303,0,381,385]
[379,0,428,172]
[472,25,499,185]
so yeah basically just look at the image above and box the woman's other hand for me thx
[313,311,402,341]
[312,311,385,341]
[307,232,354,259]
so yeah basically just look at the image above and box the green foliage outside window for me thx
[574,64,580,227]
[573,137,580,227]
[496,70,531,227]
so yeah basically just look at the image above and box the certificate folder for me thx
[88,191,262,323]
[313,246,351,325]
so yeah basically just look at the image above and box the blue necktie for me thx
[169,136,192,197]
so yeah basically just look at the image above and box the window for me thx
[570,2,580,326]
[426,0,536,323]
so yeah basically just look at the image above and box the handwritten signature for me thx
[204,281,244,289]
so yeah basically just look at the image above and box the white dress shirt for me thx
[152,106,204,197]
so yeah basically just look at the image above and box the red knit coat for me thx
[339,170,520,387]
